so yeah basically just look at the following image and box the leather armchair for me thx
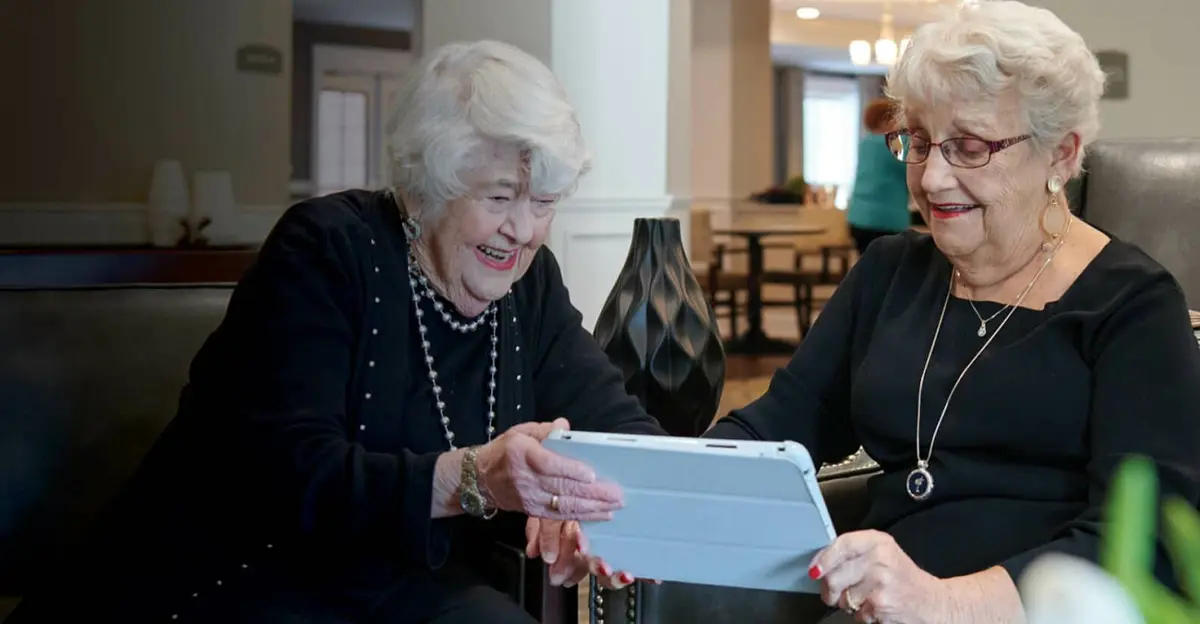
[0,284,572,623]
[1072,138,1200,305]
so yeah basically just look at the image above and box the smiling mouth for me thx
[475,245,518,270]
[930,204,981,218]
[477,245,515,261]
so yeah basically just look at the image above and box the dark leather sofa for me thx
[1070,138,1200,305]
[0,283,572,623]
[0,285,237,620]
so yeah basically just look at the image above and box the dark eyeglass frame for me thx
[885,129,1032,169]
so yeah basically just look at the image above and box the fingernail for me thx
[544,552,557,564]
[619,572,633,584]
[600,563,612,576]
[808,565,822,579]
[550,573,564,586]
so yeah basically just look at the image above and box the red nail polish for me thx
[620,572,633,583]
[808,565,821,579]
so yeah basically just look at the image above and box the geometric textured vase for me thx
[593,217,726,437]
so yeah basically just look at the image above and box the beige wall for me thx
[0,0,292,206]
[692,0,774,201]
[420,0,553,63]
[1030,0,1197,140]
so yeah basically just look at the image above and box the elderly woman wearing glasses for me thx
[700,2,1200,622]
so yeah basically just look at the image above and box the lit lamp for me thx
[850,40,873,66]
[875,38,898,66]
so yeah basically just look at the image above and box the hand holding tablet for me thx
[539,430,837,593]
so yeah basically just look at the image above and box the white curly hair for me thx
[887,0,1107,176]
[386,40,591,216]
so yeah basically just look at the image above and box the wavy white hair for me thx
[887,0,1107,176]
[387,40,591,214]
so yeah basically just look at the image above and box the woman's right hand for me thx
[476,418,624,521]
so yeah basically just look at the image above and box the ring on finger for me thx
[844,591,861,613]
[549,494,560,512]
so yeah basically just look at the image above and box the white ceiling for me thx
[773,0,955,27]
[292,0,415,30]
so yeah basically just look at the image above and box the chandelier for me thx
[849,2,911,66]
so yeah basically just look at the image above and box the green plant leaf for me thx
[1162,496,1200,604]
[1102,455,1159,584]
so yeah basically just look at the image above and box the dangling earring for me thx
[402,216,422,241]
[1040,175,1067,252]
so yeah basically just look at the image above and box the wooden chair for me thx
[690,206,750,338]
[761,206,855,336]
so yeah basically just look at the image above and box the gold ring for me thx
[845,592,861,613]
[550,495,560,512]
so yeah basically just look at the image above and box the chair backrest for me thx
[0,285,233,595]
[689,205,715,269]
[1076,138,1200,306]
[792,205,852,253]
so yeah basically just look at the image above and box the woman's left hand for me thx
[525,518,657,590]
[809,530,951,624]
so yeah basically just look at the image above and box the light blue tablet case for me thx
[542,431,836,593]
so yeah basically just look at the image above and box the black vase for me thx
[593,217,726,437]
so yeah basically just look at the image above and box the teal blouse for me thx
[847,134,911,232]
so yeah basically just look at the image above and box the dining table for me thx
[712,220,827,356]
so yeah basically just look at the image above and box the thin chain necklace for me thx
[963,292,1008,338]
[907,216,1072,501]
[406,247,499,450]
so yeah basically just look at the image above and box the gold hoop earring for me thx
[1040,176,1068,252]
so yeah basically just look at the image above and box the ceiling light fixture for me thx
[849,2,912,67]
[795,7,821,19]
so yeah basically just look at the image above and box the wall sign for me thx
[236,44,284,75]
[1096,50,1129,100]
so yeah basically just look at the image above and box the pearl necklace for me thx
[907,217,1071,501]
[406,250,499,450]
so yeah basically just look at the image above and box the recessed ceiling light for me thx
[795,7,821,19]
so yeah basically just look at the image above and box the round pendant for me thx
[977,323,987,337]
[906,465,934,501]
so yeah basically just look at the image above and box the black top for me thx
[9,190,663,621]
[709,231,1200,586]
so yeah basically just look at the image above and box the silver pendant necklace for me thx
[908,218,1071,501]
[407,248,499,450]
[964,292,1008,338]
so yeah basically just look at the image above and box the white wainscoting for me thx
[547,195,687,333]
[0,203,286,247]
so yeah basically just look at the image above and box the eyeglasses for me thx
[885,129,1032,169]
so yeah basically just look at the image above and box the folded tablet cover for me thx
[542,435,835,593]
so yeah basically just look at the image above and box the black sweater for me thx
[8,190,664,622]
[709,231,1200,587]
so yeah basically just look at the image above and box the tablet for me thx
[541,430,836,593]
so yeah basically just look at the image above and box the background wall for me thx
[1030,0,1199,140]
[0,0,292,207]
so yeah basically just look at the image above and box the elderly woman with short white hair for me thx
[6,40,663,623]
[564,1,1200,622]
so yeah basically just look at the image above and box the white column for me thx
[421,0,692,332]
[0,0,293,246]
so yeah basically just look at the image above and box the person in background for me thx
[846,98,913,254]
